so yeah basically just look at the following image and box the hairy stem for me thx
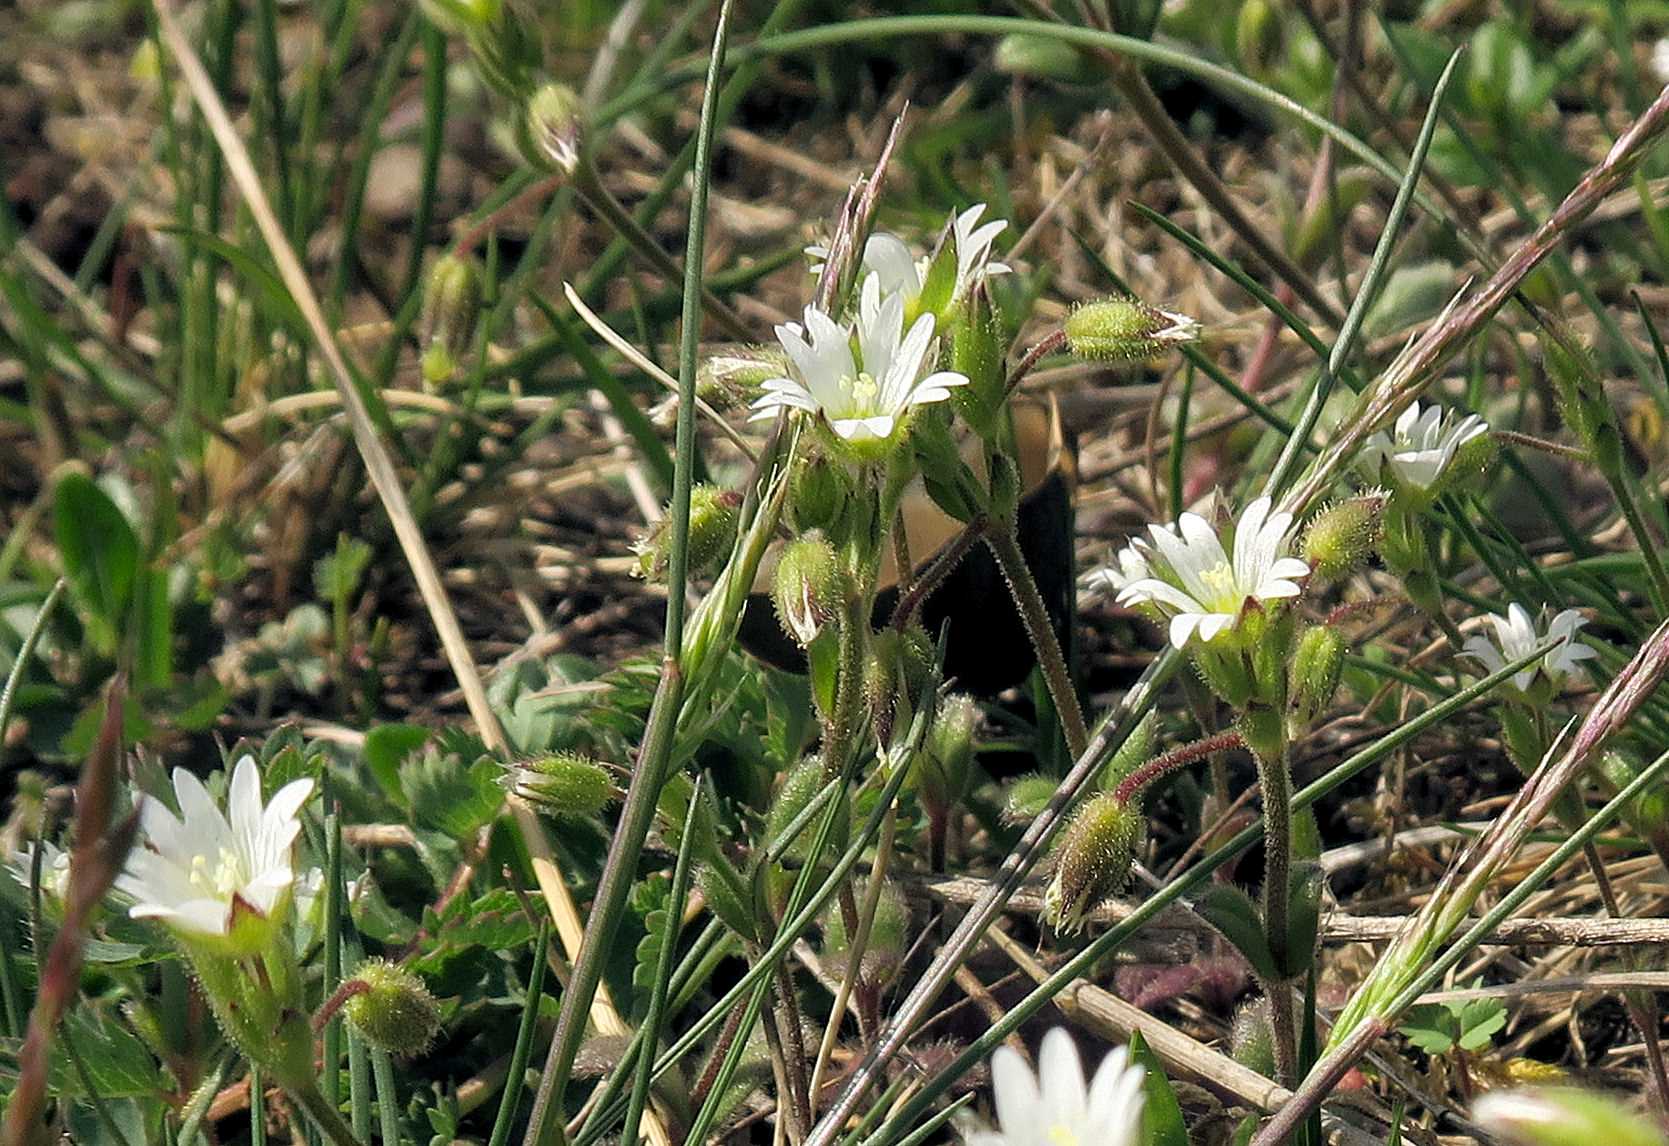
[985,525,1087,759]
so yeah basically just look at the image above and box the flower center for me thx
[842,370,880,417]
[1045,1124,1078,1146]
[188,847,247,901]
[1196,561,1245,612]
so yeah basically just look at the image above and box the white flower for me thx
[117,755,313,949]
[1655,39,1669,86]
[8,840,71,902]
[863,203,1010,307]
[1462,604,1596,692]
[1358,401,1487,492]
[1114,497,1310,649]
[963,1028,1145,1146]
[750,279,966,445]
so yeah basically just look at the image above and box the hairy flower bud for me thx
[822,878,910,985]
[948,284,1004,435]
[1230,999,1276,1078]
[1288,624,1345,730]
[342,959,442,1057]
[1473,1087,1666,1146]
[1043,792,1141,934]
[771,533,847,647]
[767,759,848,866]
[520,82,583,175]
[1064,297,1199,363]
[632,485,740,582]
[695,346,788,416]
[1302,497,1383,584]
[1002,773,1058,825]
[994,32,1093,82]
[419,253,482,388]
[697,858,756,942]
[918,693,980,812]
[786,453,851,534]
[504,752,614,818]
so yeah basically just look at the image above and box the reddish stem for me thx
[1113,730,1244,806]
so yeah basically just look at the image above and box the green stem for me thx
[1253,734,1297,1086]
[288,1082,366,1146]
[984,524,1087,759]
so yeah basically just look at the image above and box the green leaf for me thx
[1397,1003,1458,1055]
[365,724,430,803]
[1279,861,1325,980]
[54,472,139,653]
[1455,995,1508,1052]
[1126,1031,1187,1146]
[314,535,373,607]
[1194,885,1278,981]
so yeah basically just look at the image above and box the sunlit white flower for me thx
[117,756,313,951]
[963,1028,1145,1146]
[863,203,1010,306]
[8,840,71,902]
[1114,497,1309,649]
[1357,401,1487,493]
[1654,39,1669,86]
[1473,1087,1663,1146]
[1462,604,1596,693]
[751,279,966,446]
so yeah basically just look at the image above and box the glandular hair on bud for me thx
[1288,625,1345,730]
[342,959,442,1057]
[419,253,482,388]
[506,752,613,818]
[633,485,741,582]
[1002,773,1058,825]
[697,346,787,414]
[1043,792,1140,934]
[787,453,850,534]
[1302,496,1382,584]
[771,532,847,647]
[1064,296,1200,363]
[521,82,583,176]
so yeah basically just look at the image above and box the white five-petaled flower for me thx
[862,203,1011,310]
[117,755,314,950]
[963,1028,1145,1146]
[751,277,967,445]
[1357,401,1488,493]
[1462,603,1597,693]
[1112,497,1310,649]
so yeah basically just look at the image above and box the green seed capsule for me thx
[1064,296,1199,363]
[342,959,442,1057]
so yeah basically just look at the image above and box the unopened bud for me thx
[1096,711,1156,792]
[919,694,980,811]
[771,533,847,647]
[822,878,910,984]
[1043,792,1140,933]
[1472,1087,1666,1146]
[1230,999,1276,1078]
[633,484,740,582]
[419,253,482,388]
[1288,625,1345,730]
[521,83,583,175]
[787,453,851,534]
[994,33,1093,82]
[505,752,613,818]
[948,285,1003,434]
[1544,335,1610,455]
[1002,773,1057,825]
[1302,497,1382,585]
[1064,297,1199,363]
[767,758,847,866]
[697,858,756,942]
[341,959,442,1057]
[696,346,787,415]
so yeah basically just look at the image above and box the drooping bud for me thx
[520,82,584,176]
[822,878,910,985]
[1064,297,1199,363]
[1288,624,1345,731]
[919,694,980,812]
[419,253,482,388]
[1301,497,1383,585]
[1472,1087,1666,1146]
[1002,774,1058,825]
[1230,999,1276,1078]
[341,959,442,1057]
[948,284,1004,435]
[632,484,741,582]
[1043,792,1141,934]
[771,533,847,647]
[504,752,614,818]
